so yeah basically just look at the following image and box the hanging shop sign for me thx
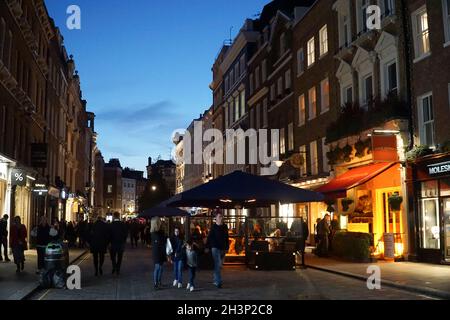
[33,183,48,196]
[11,168,26,187]
[48,187,60,198]
[427,161,450,176]
[31,143,48,168]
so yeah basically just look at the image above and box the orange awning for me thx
[316,162,397,198]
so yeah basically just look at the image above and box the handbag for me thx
[166,238,173,256]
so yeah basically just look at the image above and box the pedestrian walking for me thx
[9,216,27,273]
[130,219,140,248]
[185,239,198,292]
[88,216,110,276]
[206,212,229,289]
[169,227,184,288]
[109,212,128,275]
[317,214,331,257]
[36,216,51,274]
[66,222,77,247]
[151,217,167,289]
[77,218,88,248]
[0,214,10,262]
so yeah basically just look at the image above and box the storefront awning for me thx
[316,162,397,199]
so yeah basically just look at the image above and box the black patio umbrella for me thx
[165,170,324,208]
[138,200,190,218]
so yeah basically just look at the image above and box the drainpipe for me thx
[400,0,414,151]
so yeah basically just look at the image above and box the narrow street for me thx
[29,245,436,300]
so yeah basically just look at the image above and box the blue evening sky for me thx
[45,0,269,173]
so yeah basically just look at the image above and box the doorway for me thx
[442,198,450,261]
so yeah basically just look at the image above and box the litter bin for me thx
[44,242,69,271]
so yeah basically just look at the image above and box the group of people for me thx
[150,212,229,292]
[315,214,340,257]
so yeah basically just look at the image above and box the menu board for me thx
[383,233,395,259]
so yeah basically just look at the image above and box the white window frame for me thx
[322,137,330,173]
[298,94,306,127]
[280,128,286,155]
[277,77,283,96]
[270,84,276,102]
[319,25,329,57]
[307,37,315,67]
[310,141,318,176]
[288,123,294,151]
[280,32,286,56]
[357,0,370,34]
[308,87,317,120]
[262,60,267,82]
[285,69,291,90]
[380,0,395,17]
[360,73,374,108]
[442,0,450,45]
[412,6,431,61]
[418,92,435,147]
[385,60,398,96]
[255,66,260,90]
[297,48,304,76]
[299,145,307,176]
[320,78,330,114]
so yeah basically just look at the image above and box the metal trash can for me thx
[44,242,69,271]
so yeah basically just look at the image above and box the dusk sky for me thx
[45,0,269,173]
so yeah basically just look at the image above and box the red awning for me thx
[316,162,397,197]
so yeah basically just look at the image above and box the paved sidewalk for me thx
[304,253,450,299]
[0,248,86,300]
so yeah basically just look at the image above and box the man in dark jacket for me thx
[36,216,51,272]
[317,214,331,257]
[206,212,229,288]
[109,212,127,275]
[0,214,10,262]
[89,216,110,276]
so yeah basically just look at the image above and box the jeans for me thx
[153,263,164,285]
[188,266,196,287]
[110,249,124,273]
[211,248,224,286]
[173,260,183,283]
[0,236,9,260]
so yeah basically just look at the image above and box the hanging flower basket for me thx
[341,198,354,212]
[342,144,353,162]
[388,194,403,211]
[325,199,336,213]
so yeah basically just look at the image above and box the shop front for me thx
[317,161,407,260]
[410,153,450,264]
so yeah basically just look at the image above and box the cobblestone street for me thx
[29,246,437,300]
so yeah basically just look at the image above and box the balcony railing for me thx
[326,93,409,143]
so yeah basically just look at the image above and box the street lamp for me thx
[152,185,157,191]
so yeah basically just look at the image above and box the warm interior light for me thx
[274,160,284,168]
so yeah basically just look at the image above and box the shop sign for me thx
[427,161,450,176]
[383,233,395,259]
[11,169,26,187]
[0,163,7,181]
[31,143,48,168]
[33,183,48,196]
[48,187,60,198]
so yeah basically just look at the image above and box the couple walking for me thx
[89,213,128,276]
[151,212,229,291]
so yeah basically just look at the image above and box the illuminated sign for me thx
[11,169,26,187]
[0,163,7,181]
[427,161,450,176]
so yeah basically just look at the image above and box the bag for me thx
[49,227,58,237]
[30,227,38,238]
[166,238,173,256]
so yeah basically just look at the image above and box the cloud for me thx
[96,101,177,124]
